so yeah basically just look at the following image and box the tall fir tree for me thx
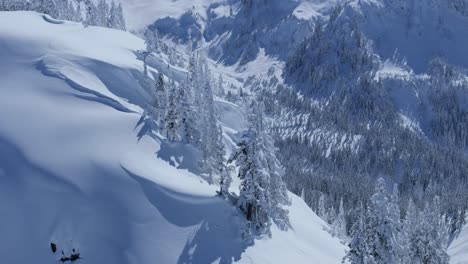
[229,128,272,236]
[165,81,179,141]
[345,203,371,264]
[365,178,398,263]
[154,72,167,133]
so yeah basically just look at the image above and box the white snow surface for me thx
[449,218,468,264]
[0,11,346,264]
[113,0,227,31]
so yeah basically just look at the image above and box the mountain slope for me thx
[0,11,346,264]
[449,218,468,264]
[348,0,468,73]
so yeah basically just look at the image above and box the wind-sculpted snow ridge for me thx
[0,11,346,264]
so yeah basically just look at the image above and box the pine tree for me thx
[229,128,271,235]
[345,204,371,264]
[214,125,231,196]
[96,0,109,27]
[216,74,225,96]
[83,0,98,27]
[318,193,327,220]
[366,178,398,263]
[114,2,126,30]
[199,79,218,172]
[165,81,179,141]
[154,73,166,133]
[144,28,159,54]
[73,2,82,22]
[108,1,119,29]
[388,184,404,263]
[403,198,449,264]
[333,198,347,240]
[178,81,197,143]
[263,133,290,229]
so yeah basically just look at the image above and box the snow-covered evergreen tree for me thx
[403,198,450,264]
[95,0,109,27]
[365,178,398,263]
[388,184,405,263]
[214,125,231,197]
[332,198,347,240]
[229,128,272,236]
[109,1,125,30]
[318,193,327,221]
[154,73,166,133]
[165,81,179,141]
[177,81,197,143]
[345,204,371,264]
[261,123,290,230]
[228,98,290,236]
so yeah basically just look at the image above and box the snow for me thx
[354,0,468,73]
[377,60,412,79]
[113,0,227,31]
[449,219,468,264]
[292,0,337,20]
[0,11,346,264]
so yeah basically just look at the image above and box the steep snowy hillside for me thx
[113,0,219,31]
[449,218,468,264]
[0,11,346,264]
[115,0,337,32]
[347,0,468,73]
[131,0,339,66]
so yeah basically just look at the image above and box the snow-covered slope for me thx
[0,11,346,264]
[114,0,336,32]
[449,219,468,264]
[123,0,339,66]
[348,0,468,73]
[113,0,220,31]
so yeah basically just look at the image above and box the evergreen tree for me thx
[115,2,126,30]
[333,198,347,240]
[165,81,179,141]
[318,193,327,220]
[388,184,405,263]
[96,0,109,27]
[366,178,398,263]
[229,128,271,235]
[83,0,98,27]
[403,198,450,264]
[144,28,159,54]
[178,81,197,143]
[214,125,231,196]
[345,204,371,264]
[154,73,166,133]
[261,123,290,229]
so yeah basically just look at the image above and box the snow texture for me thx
[0,11,346,264]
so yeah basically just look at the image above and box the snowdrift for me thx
[0,11,346,264]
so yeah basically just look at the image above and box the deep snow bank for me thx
[0,11,346,264]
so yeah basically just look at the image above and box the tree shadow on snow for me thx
[155,141,201,175]
[123,168,251,264]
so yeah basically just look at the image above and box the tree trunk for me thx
[246,203,253,221]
